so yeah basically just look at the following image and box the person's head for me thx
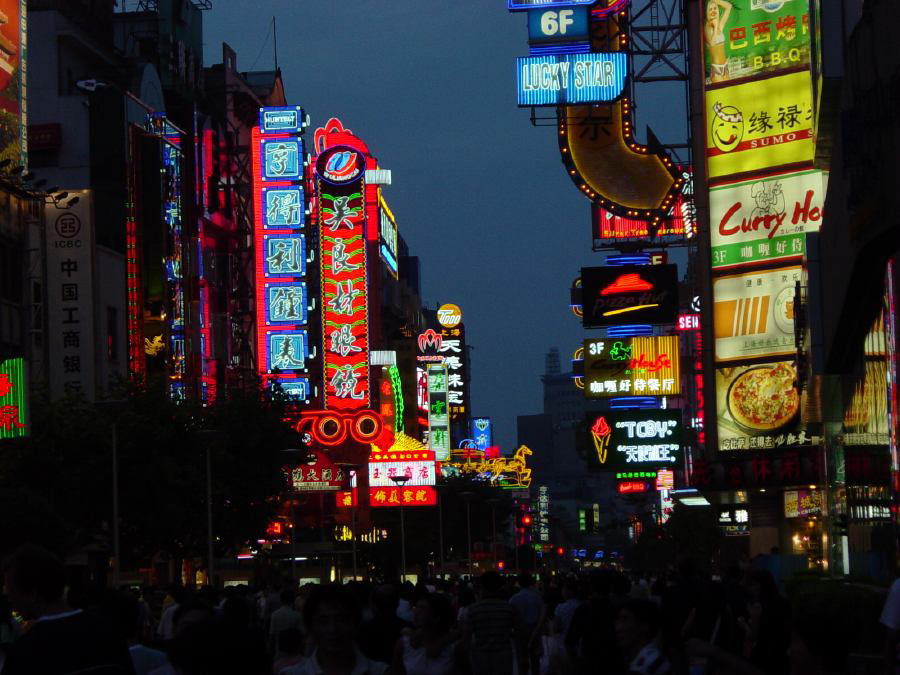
[2,545,66,619]
[747,570,778,603]
[278,627,305,657]
[414,592,453,635]
[370,584,399,617]
[615,600,661,654]
[280,588,296,608]
[172,599,213,639]
[478,571,504,599]
[303,585,361,656]
[706,0,719,21]
[517,572,535,589]
[561,577,579,601]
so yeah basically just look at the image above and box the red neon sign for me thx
[618,481,649,494]
[335,486,437,508]
[677,313,701,331]
[295,410,386,447]
[600,274,654,295]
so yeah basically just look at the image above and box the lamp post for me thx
[390,475,411,581]
[280,447,309,583]
[460,491,474,577]
[95,400,127,588]
[194,430,226,588]
[336,463,359,581]
[486,497,500,570]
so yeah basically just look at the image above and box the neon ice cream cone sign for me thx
[591,416,612,464]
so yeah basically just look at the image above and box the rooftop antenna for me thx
[273,16,278,72]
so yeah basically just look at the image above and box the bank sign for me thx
[516,53,627,106]
[586,410,683,471]
[709,169,825,269]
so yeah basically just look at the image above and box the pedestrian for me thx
[359,584,411,664]
[615,599,671,675]
[1,544,135,674]
[509,572,544,675]
[463,571,520,675]
[273,628,306,675]
[270,589,304,655]
[392,592,463,675]
[566,570,622,675]
[281,584,389,675]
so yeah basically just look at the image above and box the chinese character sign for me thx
[583,336,681,398]
[705,71,813,180]
[585,410,683,471]
[427,364,450,461]
[702,0,810,85]
[471,417,493,452]
[0,358,28,439]
[713,265,801,362]
[716,361,803,451]
[317,146,370,410]
[709,170,825,269]
[288,450,345,492]
[45,191,96,400]
[253,108,310,402]
[416,309,470,439]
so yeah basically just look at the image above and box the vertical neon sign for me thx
[253,106,310,402]
[316,145,370,410]
[0,358,28,439]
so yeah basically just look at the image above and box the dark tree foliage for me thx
[0,377,298,566]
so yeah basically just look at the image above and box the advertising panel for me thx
[581,265,679,328]
[585,409,683,471]
[288,450,345,492]
[317,145,370,410]
[471,417,493,452]
[702,0,810,85]
[583,336,681,398]
[417,311,469,429]
[527,6,590,44]
[705,71,813,180]
[377,191,398,278]
[842,360,889,446]
[709,169,825,269]
[253,111,309,403]
[45,192,95,400]
[0,357,27,438]
[713,265,801,362]
[516,53,627,106]
[0,0,25,165]
[784,489,823,518]
[427,364,450,461]
[368,449,437,488]
[509,0,595,10]
[716,360,803,450]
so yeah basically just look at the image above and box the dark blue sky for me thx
[204,1,683,449]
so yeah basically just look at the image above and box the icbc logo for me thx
[295,410,385,447]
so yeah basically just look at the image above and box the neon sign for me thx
[427,364,450,461]
[253,106,309,402]
[581,265,678,327]
[516,53,627,106]
[317,145,370,410]
[586,410,683,471]
[583,336,681,398]
[295,409,385,447]
[471,417,493,453]
[0,358,28,439]
[508,0,595,9]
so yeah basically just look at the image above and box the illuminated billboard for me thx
[705,71,813,179]
[368,450,437,488]
[377,191,398,278]
[716,360,804,450]
[471,417,493,452]
[288,450,345,492]
[508,0,596,10]
[702,0,810,85]
[710,169,825,269]
[592,175,696,243]
[417,310,469,433]
[516,53,627,106]
[585,409,683,471]
[0,0,25,165]
[713,266,801,362]
[526,6,590,45]
[583,336,681,398]
[317,145,370,410]
[0,357,27,439]
[427,364,450,461]
[581,265,679,327]
[253,106,310,403]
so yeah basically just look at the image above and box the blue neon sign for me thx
[278,378,310,402]
[516,53,627,106]
[471,417,493,452]
[263,187,305,228]
[267,330,308,372]
[265,282,307,325]
[509,0,594,10]
[527,6,589,43]
[261,138,302,181]
[263,234,305,277]
[260,106,304,134]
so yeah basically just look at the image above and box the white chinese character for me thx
[647,378,660,392]
[634,379,646,392]
[443,356,462,371]
[662,378,675,392]
[619,379,631,392]
[604,380,617,393]
[438,339,462,354]
[447,391,463,404]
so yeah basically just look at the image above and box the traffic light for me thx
[556,546,565,556]
[520,513,533,527]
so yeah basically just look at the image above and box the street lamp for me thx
[280,448,307,583]
[336,462,359,581]
[459,491,475,577]
[389,475,411,581]
[95,400,128,589]
[194,430,226,588]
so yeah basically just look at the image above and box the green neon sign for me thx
[0,358,28,439]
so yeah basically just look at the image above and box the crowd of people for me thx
[0,544,883,674]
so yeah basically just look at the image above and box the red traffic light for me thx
[556,547,564,556]
[497,561,505,570]
[521,514,533,526]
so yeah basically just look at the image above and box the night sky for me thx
[204,1,681,450]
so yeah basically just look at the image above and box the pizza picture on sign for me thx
[726,362,799,432]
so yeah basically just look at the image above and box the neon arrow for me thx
[602,303,659,317]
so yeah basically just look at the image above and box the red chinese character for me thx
[729,26,748,50]
[0,374,12,397]
[752,21,772,44]
[775,14,797,40]
[779,452,800,481]
[0,405,23,431]
[751,456,772,483]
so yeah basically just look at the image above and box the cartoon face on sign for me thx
[711,102,744,153]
